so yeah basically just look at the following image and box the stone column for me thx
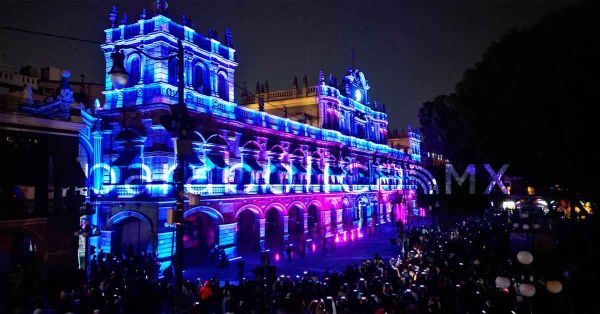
[185,56,193,87]
[283,215,289,243]
[303,212,308,234]
[209,62,219,97]
[139,54,145,84]
[259,218,266,250]
[322,210,331,236]
[219,223,237,257]
[336,208,343,233]
[92,132,104,193]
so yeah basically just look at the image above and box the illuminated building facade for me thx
[385,128,421,155]
[80,6,421,270]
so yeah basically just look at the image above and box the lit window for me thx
[354,89,362,102]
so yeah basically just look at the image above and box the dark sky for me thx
[0,0,572,129]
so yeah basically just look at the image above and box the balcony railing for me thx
[291,184,304,193]
[328,184,342,192]
[270,184,284,194]
[107,183,403,198]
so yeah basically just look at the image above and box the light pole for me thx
[109,39,190,308]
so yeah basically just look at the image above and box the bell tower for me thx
[100,5,237,110]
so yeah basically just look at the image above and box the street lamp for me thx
[108,39,189,308]
[108,49,128,88]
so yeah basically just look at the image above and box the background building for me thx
[1,64,104,115]
[0,70,88,305]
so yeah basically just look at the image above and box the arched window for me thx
[168,58,178,86]
[194,64,209,94]
[126,55,140,87]
[332,111,339,130]
[218,72,229,101]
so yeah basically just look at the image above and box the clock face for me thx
[354,89,362,102]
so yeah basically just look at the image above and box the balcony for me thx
[291,184,304,193]
[328,184,342,192]
[352,185,370,192]
[104,182,400,199]
[270,184,285,194]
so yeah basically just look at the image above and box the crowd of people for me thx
[42,247,164,313]
[16,206,595,314]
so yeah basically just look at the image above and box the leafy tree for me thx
[419,1,600,200]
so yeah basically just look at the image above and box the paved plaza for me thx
[183,217,431,284]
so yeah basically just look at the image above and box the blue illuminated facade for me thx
[81,6,421,271]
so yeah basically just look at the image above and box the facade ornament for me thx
[20,70,73,119]
[181,14,187,26]
[94,99,102,111]
[225,28,233,47]
[22,84,34,105]
[208,29,218,40]
[319,70,325,85]
[156,0,168,16]
[303,74,308,88]
[209,62,219,73]
[120,13,128,25]
[140,8,147,20]
[109,6,118,28]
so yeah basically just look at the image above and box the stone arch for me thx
[126,53,141,87]
[234,204,262,254]
[291,148,306,157]
[329,199,339,234]
[234,204,264,219]
[342,197,353,231]
[205,134,228,146]
[286,201,306,215]
[184,206,224,223]
[356,195,370,229]
[193,61,210,94]
[217,71,229,101]
[242,140,262,151]
[193,131,207,144]
[264,202,286,215]
[306,200,322,239]
[183,206,222,266]
[106,210,153,231]
[287,201,306,247]
[264,204,285,251]
[306,199,323,211]
[114,128,143,142]
[106,210,154,256]
[269,145,285,154]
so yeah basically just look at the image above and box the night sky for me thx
[0,0,572,129]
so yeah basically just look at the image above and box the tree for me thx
[419,1,600,201]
